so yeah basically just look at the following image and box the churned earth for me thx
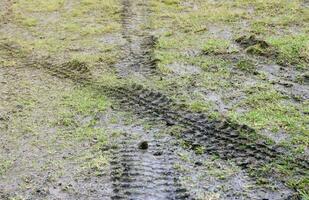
[0,0,308,200]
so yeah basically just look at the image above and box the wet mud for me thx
[1,0,308,199]
[108,127,190,199]
[115,0,158,77]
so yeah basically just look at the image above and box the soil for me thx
[0,0,308,200]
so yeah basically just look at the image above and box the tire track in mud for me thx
[116,0,158,77]
[0,0,13,25]
[110,84,309,173]
[109,1,191,199]
[109,133,190,200]
[2,0,307,198]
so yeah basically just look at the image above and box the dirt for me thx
[0,0,308,199]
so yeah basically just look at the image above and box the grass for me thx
[149,1,309,196]
[61,87,110,115]
[229,85,308,145]
[236,59,256,72]
[14,0,65,12]
[1,0,308,197]
[202,39,236,55]
[0,158,12,176]
[57,86,115,175]
[7,0,122,73]
[267,34,309,68]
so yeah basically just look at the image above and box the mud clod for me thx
[236,35,269,49]
[236,35,277,57]
[138,141,149,150]
[153,151,163,156]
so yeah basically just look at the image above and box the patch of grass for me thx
[10,0,122,71]
[195,146,206,155]
[189,100,219,119]
[236,59,256,72]
[62,87,110,115]
[203,39,235,55]
[229,86,308,142]
[14,0,65,12]
[85,154,109,174]
[204,159,239,181]
[0,158,12,176]
[0,57,17,67]
[201,70,232,90]
[57,86,114,175]
[299,190,309,200]
[162,0,180,6]
[267,34,309,68]
[18,16,38,27]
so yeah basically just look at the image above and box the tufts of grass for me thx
[267,34,309,68]
[236,59,256,72]
[61,87,110,116]
[202,39,235,55]
[229,86,308,142]
[0,158,12,176]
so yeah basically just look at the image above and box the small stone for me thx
[138,141,148,150]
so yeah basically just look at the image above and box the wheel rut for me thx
[3,0,307,199]
[116,0,158,77]
[110,1,191,199]
[110,84,308,173]
[109,132,190,200]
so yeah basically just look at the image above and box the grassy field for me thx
[0,0,308,199]
[147,0,309,196]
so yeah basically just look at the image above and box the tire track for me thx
[108,1,192,199]
[116,0,158,77]
[2,0,307,198]
[109,133,191,200]
[109,84,309,172]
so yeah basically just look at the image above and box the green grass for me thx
[14,0,65,12]
[57,86,115,175]
[267,34,309,68]
[62,87,110,115]
[0,158,12,176]
[236,59,256,72]
[202,39,235,55]
[229,86,308,144]
[8,0,122,71]
[149,2,309,196]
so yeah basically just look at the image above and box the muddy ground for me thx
[0,0,308,200]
